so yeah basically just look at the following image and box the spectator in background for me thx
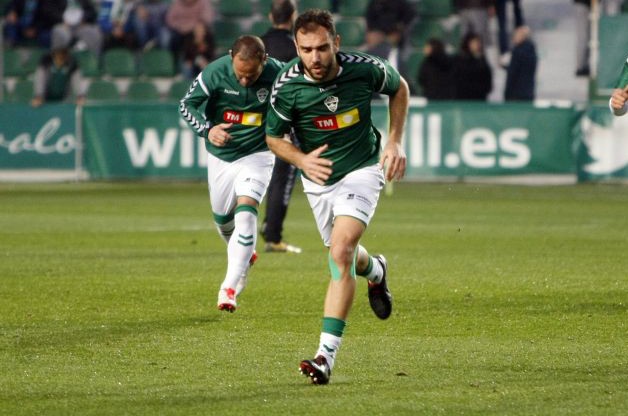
[31,46,86,107]
[132,0,170,50]
[3,0,65,48]
[573,0,590,77]
[365,0,416,50]
[452,32,492,100]
[259,0,302,253]
[417,38,455,100]
[97,0,138,50]
[495,0,525,67]
[51,0,104,55]
[165,0,214,72]
[454,0,495,48]
[504,25,537,101]
[609,55,628,116]
[365,0,416,73]
[181,21,215,78]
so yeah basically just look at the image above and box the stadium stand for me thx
[408,18,447,49]
[417,0,455,18]
[3,49,26,78]
[251,20,272,37]
[126,80,161,101]
[299,0,330,12]
[22,48,45,76]
[103,48,137,78]
[218,0,254,18]
[168,79,191,101]
[8,79,33,103]
[336,18,366,49]
[213,20,245,49]
[74,50,101,78]
[86,79,120,101]
[140,49,176,78]
[338,0,369,17]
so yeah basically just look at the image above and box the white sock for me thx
[357,245,383,284]
[316,332,342,370]
[221,210,256,290]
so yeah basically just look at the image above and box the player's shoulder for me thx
[199,54,231,83]
[272,58,303,90]
[265,57,285,74]
[338,51,387,71]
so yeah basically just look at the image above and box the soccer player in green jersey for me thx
[265,9,409,384]
[179,35,284,312]
[610,55,628,117]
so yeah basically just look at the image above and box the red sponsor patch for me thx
[223,110,242,123]
[313,115,338,130]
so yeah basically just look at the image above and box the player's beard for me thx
[304,60,333,82]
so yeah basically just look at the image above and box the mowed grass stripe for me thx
[0,182,626,415]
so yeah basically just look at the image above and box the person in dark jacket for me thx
[452,32,492,100]
[504,25,537,101]
[417,38,455,100]
[259,0,302,253]
[3,0,65,47]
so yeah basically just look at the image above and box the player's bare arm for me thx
[266,135,332,185]
[610,86,628,111]
[207,123,233,147]
[380,77,409,181]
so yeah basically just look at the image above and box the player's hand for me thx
[380,141,407,182]
[610,86,628,110]
[207,123,233,147]
[300,144,333,185]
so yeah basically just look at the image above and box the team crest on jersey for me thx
[324,96,339,112]
[256,88,269,103]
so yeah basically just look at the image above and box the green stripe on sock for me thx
[213,212,234,225]
[359,256,373,277]
[235,204,258,216]
[237,234,254,246]
[322,317,346,337]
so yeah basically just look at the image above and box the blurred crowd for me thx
[2,0,626,104]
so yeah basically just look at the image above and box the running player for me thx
[179,35,283,312]
[265,9,409,384]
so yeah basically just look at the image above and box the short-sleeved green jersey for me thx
[266,51,401,185]
[179,55,284,162]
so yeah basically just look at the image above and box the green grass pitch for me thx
[1,181,627,415]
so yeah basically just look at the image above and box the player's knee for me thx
[328,245,357,280]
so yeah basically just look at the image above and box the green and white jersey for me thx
[179,55,284,162]
[266,51,401,185]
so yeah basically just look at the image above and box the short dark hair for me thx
[270,0,295,25]
[231,35,266,61]
[294,9,336,38]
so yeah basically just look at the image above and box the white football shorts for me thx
[302,164,385,247]
[206,150,274,215]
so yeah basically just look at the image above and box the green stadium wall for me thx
[1,102,627,183]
